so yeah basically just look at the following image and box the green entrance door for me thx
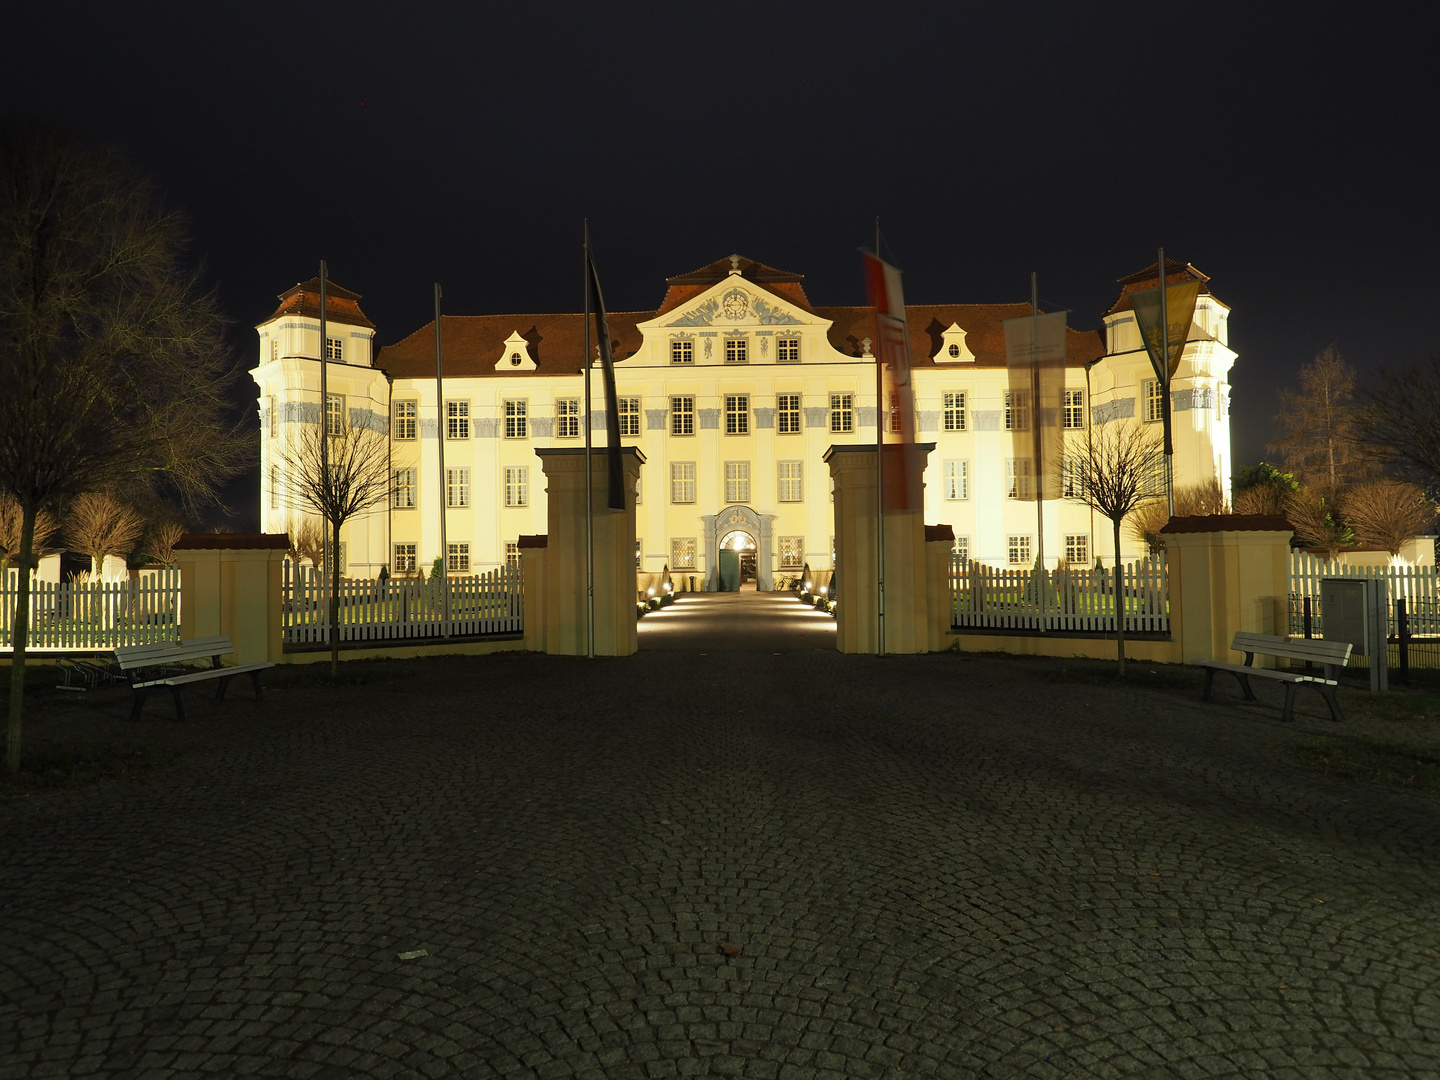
[718,549,740,592]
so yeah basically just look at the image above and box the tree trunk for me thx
[330,516,340,679]
[6,504,37,774]
[1113,516,1126,678]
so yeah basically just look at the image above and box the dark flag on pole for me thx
[585,238,626,510]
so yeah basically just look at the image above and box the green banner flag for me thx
[1131,279,1200,382]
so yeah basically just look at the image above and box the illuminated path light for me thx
[638,589,836,652]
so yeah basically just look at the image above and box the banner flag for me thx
[861,250,923,511]
[1003,311,1069,503]
[586,250,626,510]
[1131,279,1200,382]
[1002,311,1069,366]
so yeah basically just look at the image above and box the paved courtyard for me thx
[2,592,1438,1079]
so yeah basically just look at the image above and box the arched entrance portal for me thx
[701,505,776,592]
[717,529,757,591]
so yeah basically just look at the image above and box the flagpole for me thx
[1159,247,1175,519]
[1031,271,1045,573]
[583,221,595,660]
[434,283,450,633]
[874,216,885,657]
[319,262,329,619]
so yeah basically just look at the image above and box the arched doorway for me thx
[717,529,757,591]
[702,505,776,591]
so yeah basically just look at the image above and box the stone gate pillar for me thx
[535,448,645,656]
[824,443,936,654]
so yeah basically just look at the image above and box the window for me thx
[724,461,750,504]
[943,459,968,500]
[1141,456,1168,498]
[1004,389,1029,431]
[725,394,750,435]
[635,474,642,505]
[270,339,279,362]
[556,398,580,438]
[1062,388,1085,429]
[948,343,961,358]
[671,538,697,569]
[953,536,970,564]
[776,337,800,362]
[267,395,277,438]
[447,468,470,508]
[778,461,803,502]
[326,337,343,362]
[779,537,804,568]
[671,462,695,503]
[1006,458,1033,499]
[829,393,853,433]
[325,393,345,436]
[504,466,528,507]
[1007,535,1033,566]
[393,543,417,574]
[776,393,801,434]
[393,400,417,440]
[447,542,470,573]
[504,399,528,439]
[505,543,521,570]
[725,337,748,364]
[671,339,694,365]
[269,465,280,510]
[393,467,417,508]
[671,396,695,436]
[1065,534,1089,565]
[635,538,642,570]
[1061,455,1085,499]
[1143,378,1164,423]
[617,397,641,436]
[446,400,470,440]
[943,391,967,432]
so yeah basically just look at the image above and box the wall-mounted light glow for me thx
[647,587,655,596]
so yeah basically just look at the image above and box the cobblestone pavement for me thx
[3,609,1439,1078]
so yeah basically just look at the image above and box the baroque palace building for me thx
[251,254,1235,588]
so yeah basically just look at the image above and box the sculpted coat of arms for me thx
[722,288,750,321]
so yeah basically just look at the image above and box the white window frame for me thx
[505,542,521,570]
[777,461,803,502]
[1006,458,1033,499]
[887,394,903,434]
[556,398,580,439]
[1062,388,1085,430]
[504,466,529,507]
[1065,534,1090,565]
[617,396,641,436]
[392,467,417,509]
[393,543,417,574]
[724,461,750,504]
[776,393,801,434]
[269,464,280,510]
[943,391,967,432]
[267,395,277,438]
[270,339,279,363]
[953,536,970,564]
[671,339,694,365]
[671,538,697,569]
[943,459,968,500]
[1143,378,1165,423]
[504,398,529,439]
[671,396,695,436]
[446,400,470,440]
[725,394,750,435]
[1004,389,1029,431]
[1061,455,1086,499]
[724,337,748,364]
[776,337,801,363]
[447,542,470,573]
[447,467,470,508]
[393,400,417,440]
[671,462,696,504]
[1007,535,1033,566]
[326,336,343,362]
[325,393,345,436]
[779,537,804,569]
[635,538,643,570]
[829,393,853,433]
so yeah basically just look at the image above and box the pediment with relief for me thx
[660,282,806,328]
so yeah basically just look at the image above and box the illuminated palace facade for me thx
[250,254,1235,587]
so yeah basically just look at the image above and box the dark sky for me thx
[6,2,1437,527]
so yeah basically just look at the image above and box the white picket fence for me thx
[952,556,1169,634]
[1,569,181,651]
[283,562,523,645]
[1289,552,1440,636]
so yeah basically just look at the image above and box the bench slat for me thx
[1230,632,1352,663]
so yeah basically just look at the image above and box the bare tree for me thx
[143,518,187,567]
[1341,480,1437,557]
[278,419,394,677]
[1073,421,1165,675]
[1269,347,1371,496]
[66,492,145,579]
[1356,349,1440,502]
[1128,477,1228,551]
[287,520,324,568]
[0,125,247,773]
[1284,488,1354,561]
[1,494,57,576]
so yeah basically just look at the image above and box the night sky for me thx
[6,3,1437,529]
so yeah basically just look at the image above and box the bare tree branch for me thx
[1284,488,1355,561]
[1269,347,1372,496]
[1356,349,1440,503]
[1340,480,1437,556]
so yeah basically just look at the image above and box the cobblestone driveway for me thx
[2,638,1438,1078]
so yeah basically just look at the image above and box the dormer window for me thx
[948,343,960,358]
[936,322,975,363]
[510,353,522,366]
[495,330,537,371]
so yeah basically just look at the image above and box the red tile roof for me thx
[1160,515,1292,534]
[1103,259,1224,318]
[656,254,815,316]
[377,311,651,380]
[264,277,376,330]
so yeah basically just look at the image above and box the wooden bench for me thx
[115,637,275,721]
[1198,631,1353,722]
